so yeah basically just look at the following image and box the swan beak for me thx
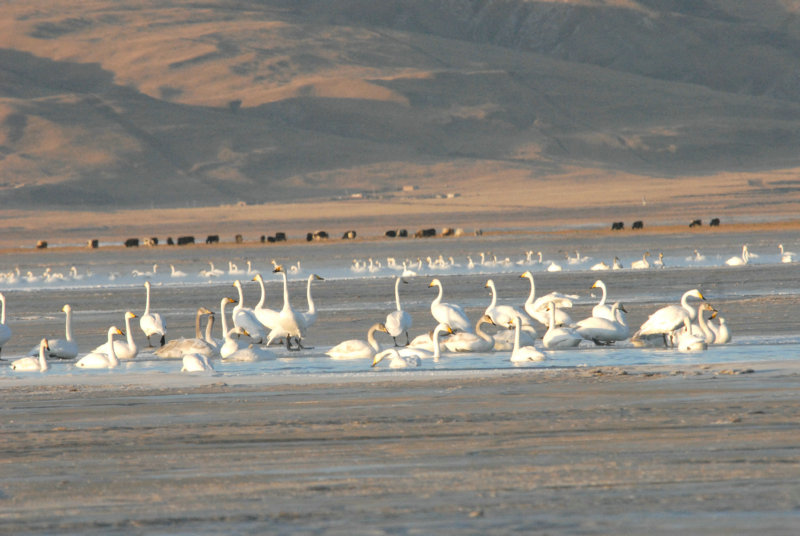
[316,275,325,280]
[242,328,251,337]
[371,355,382,367]
[117,329,125,336]
[43,339,50,351]
[378,324,389,333]
[401,278,408,284]
[698,291,706,300]
[445,324,454,335]
[428,281,434,288]
[620,304,628,313]
[710,309,718,319]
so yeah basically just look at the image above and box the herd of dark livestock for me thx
[32,218,721,249]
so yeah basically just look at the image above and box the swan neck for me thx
[394,278,402,311]
[487,282,497,309]
[220,301,230,337]
[143,284,151,315]
[205,315,215,342]
[280,272,290,311]
[513,319,521,351]
[1,295,6,324]
[195,310,203,339]
[107,329,119,367]
[124,316,136,347]
[367,325,381,351]
[524,275,535,306]
[475,319,492,342]
[64,308,74,341]
[598,283,607,307]
[39,341,49,371]
[306,276,316,314]
[255,277,266,309]
[235,283,245,311]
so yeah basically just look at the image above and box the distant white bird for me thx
[385,277,413,346]
[631,252,651,270]
[140,281,166,346]
[686,249,706,262]
[778,244,796,263]
[170,264,187,278]
[725,245,750,266]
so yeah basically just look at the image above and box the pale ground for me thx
[2,362,800,534]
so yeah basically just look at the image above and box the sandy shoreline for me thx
[3,361,800,534]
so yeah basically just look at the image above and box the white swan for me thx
[653,252,665,268]
[221,328,276,362]
[509,314,546,363]
[634,289,705,344]
[546,261,562,272]
[181,352,215,372]
[689,302,718,345]
[298,274,324,331]
[372,347,421,368]
[155,307,215,358]
[675,317,708,352]
[326,323,389,360]
[612,256,623,270]
[92,311,139,359]
[268,266,306,349]
[778,244,796,263]
[232,279,267,343]
[686,249,706,262]
[13,339,50,372]
[444,314,496,353]
[0,292,12,356]
[631,251,651,270]
[520,271,573,328]
[484,279,531,329]
[200,262,225,278]
[590,280,616,321]
[140,281,166,346]
[493,324,537,351]
[251,273,281,331]
[76,327,124,369]
[708,315,731,344]
[725,245,750,266]
[575,303,629,345]
[170,264,187,278]
[590,261,610,271]
[385,277,413,346]
[29,304,78,359]
[542,302,583,349]
[428,278,473,333]
[393,323,452,361]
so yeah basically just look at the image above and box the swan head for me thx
[428,279,442,288]
[221,297,237,306]
[198,307,213,315]
[520,271,532,279]
[686,289,705,301]
[233,280,242,288]
[485,279,496,289]
[432,323,454,338]
[41,338,50,352]
[110,326,125,337]
[273,265,285,273]
[144,281,151,289]
[124,311,138,320]
[375,323,389,334]
[612,302,628,314]
[480,314,496,326]
[62,304,72,313]
[313,274,325,281]
[253,274,263,282]
[591,280,605,289]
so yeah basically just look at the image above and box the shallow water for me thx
[1,228,799,381]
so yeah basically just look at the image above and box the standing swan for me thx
[92,312,138,360]
[29,304,78,359]
[76,327,124,369]
[326,323,390,360]
[252,273,281,332]
[385,277,413,346]
[140,281,166,346]
[0,292,12,357]
[12,339,50,372]
[428,278,473,333]
[634,289,705,345]
[269,265,306,350]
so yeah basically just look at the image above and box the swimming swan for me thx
[221,328,276,361]
[429,278,473,333]
[725,245,750,266]
[542,302,583,349]
[509,314,546,363]
[385,277,413,346]
[631,252,651,270]
[520,271,574,327]
[12,339,50,372]
[778,244,796,263]
[326,323,389,360]
[92,312,138,360]
[155,307,215,358]
[140,281,166,346]
[181,352,215,372]
[371,347,421,368]
[29,304,78,359]
[76,326,124,369]
[443,314,496,353]
[575,303,629,345]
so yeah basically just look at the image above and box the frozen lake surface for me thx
[1,227,799,381]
